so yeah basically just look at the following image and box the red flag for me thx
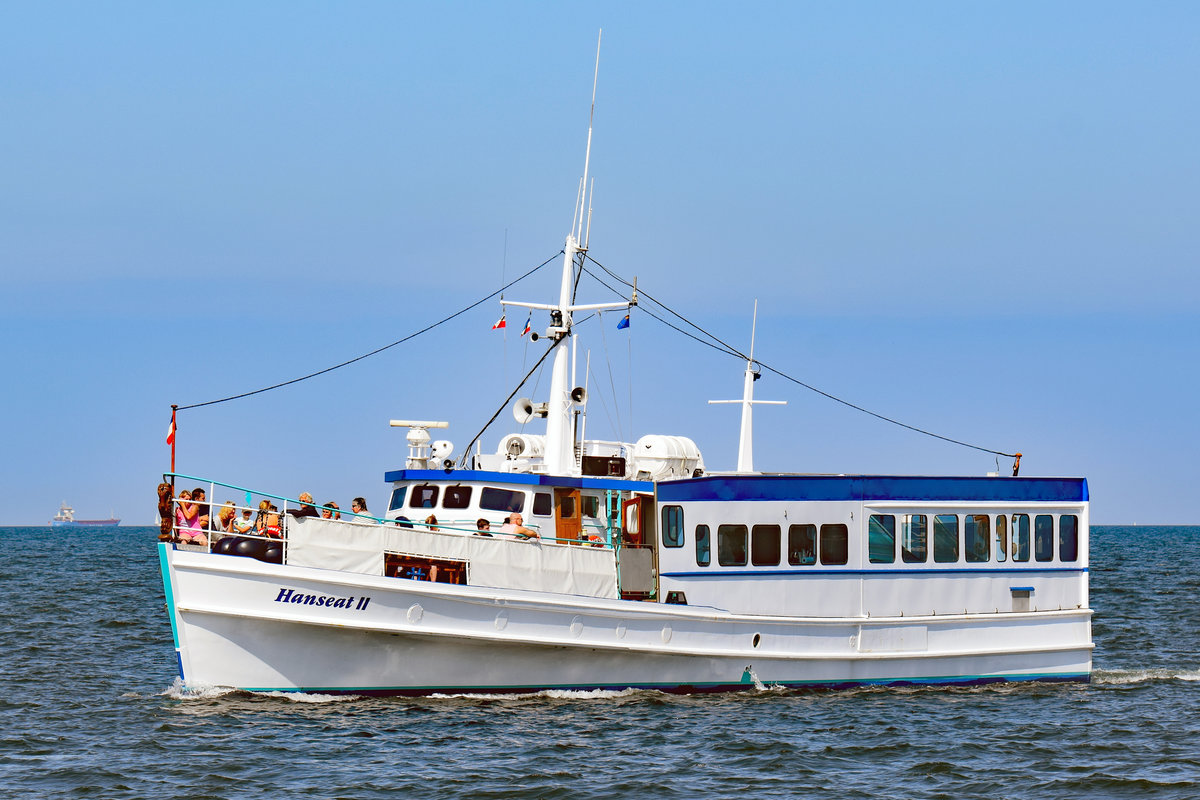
[491,314,506,330]
[166,415,176,445]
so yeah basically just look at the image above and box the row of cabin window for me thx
[660,506,1080,567]
[868,513,1080,564]
[389,485,601,518]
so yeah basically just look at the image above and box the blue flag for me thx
[617,313,630,330]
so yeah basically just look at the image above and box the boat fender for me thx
[234,538,266,560]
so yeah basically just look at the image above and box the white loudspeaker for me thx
[513,398,535,424]
[430,440,454,461]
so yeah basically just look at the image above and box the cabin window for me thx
[964,514,990,563]
[1034,515,1054,561]
[995,514,1008,562]
[933,515,959,563]
[661,505,684,548]
[388,486,407,512]
[868,515,896,564]
[532,492,552,516]
[1059,514,1079,562]
[696,525,711,566]
[819,524,849,565]
[409,485,439,509]
[788,524,816,566]
[751,525,781,566]
[901,514,927,563]
[442,486,472,510]
[480,487,525,514]
[717,524,748,566]
[581,495,601,518]
[1012,514,1031,561]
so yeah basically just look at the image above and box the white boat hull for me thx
[160,545,1092,694]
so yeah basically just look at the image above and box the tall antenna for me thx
[577,29,602,246]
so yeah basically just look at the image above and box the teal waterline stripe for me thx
[662,566,1088,578]
[157,543,181,650]
[233,671,1090,695]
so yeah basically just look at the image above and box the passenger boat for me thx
[156,53,1092,696]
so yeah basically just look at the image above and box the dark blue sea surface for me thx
[2,525,1198,799]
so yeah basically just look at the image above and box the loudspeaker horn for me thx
[513,398,535,424]
[570,386,588,405]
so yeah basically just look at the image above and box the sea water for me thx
[2,525,1197,799]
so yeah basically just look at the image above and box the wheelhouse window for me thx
[933,514,959,563]
[751,524,781,566]
[995,514,1008,562]
[964,514,990,563]
[388,487,407,512]
[788,524,816,566]
[661,505,684,548]
[480,487,525,514]
[409,485,439,509]
[442,485,472,510]
[696,525,711,567]
[819,524,848,566]
[901,514,927,563]
[717,524,748,567]
[868,514,896,564]
[1012,514,1030,561]
[1059,514,1079,562]
[1034,514,1054,562]
[532,492,552,517]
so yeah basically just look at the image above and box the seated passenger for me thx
[232,508,254,533]
[174,490,207,546]
[192,487,211,532]
[217,502,237,533]
[500,513,539,540]
[321,501,340,520]
[288,492,319,519]
[349,497,372,524]
[263,505,282,538]
[475,518,492,537]
[425,514,439,531]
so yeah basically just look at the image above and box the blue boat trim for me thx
[1010,586,1036,592]
[657,474,1088,503]
[158,543,185,679]
[224,671,1090,697]
[662,567,1088,578]
[382,468,653,492]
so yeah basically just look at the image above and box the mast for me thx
[501,29,631,476]
[708,300,786,473]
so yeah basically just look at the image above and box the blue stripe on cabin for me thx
[656,475,1088,503]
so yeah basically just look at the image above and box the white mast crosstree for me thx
[708,300,786,473]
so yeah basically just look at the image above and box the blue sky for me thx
[2,2,1197,524]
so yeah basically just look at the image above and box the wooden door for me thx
[554,488,582,543]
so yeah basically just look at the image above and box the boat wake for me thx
[1092,667,1200,685]
[160,678,361,703]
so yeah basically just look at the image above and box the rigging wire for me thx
[457,338,561,467]
[176,252,562,412]
[581,255,1019,459]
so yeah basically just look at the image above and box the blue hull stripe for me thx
[157,543,184,678]
[223,672,1090,697]
[657,475,1088,503]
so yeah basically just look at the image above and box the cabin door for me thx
[618,494,657,600]
[554,488,582,544]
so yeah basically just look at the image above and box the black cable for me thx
[457,338,561,467]
[177,252,562,411]
[582,255,1019,459]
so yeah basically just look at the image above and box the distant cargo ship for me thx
[50,502,120,527]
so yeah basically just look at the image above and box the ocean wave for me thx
[426,687,645,701]
[1092,667,1200,684]
[160,677,238,700]
[159,678,360,702]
